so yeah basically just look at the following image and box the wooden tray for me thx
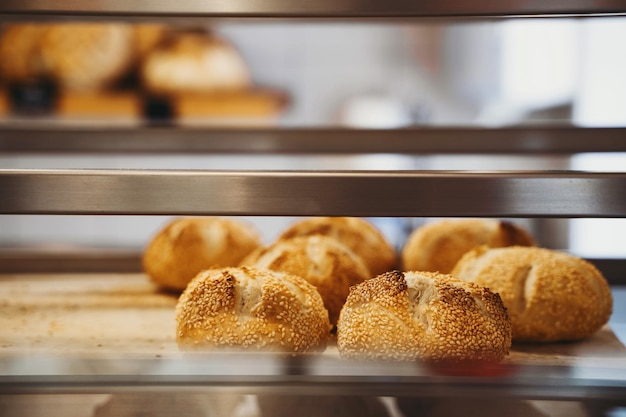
[1,272,624,367]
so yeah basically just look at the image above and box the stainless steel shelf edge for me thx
[3,248,625,285]
[1,169,625,217]
[1,0,626,18]
[1,355,626,400]
[2,126,626,155]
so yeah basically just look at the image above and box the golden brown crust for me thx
[140,30,251,95]
[401,219,535,274]
[176,266,330,353]
[336,270,512,362]
[142,217,262,291]
[241,235,370,325]
[38,23,136,91]
[452,246,613,342]
[278,217,397,277]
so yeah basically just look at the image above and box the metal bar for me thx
[1,126,625,155]
[2,247,625,285]
[1,169,625,217]
[0,356,625,400]
[1,0,626,18]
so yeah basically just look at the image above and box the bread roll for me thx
[176,266,330,353]
[141,30,251,95]
[336,270,511,362]
[401,219,535,274]
[241,235,371,325]
[143,217,262,291]
[452,246,613,342]
[38,23,135,91]
[278,217,397,277]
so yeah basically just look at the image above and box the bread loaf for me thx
[141,30,251,95]
[402,219,535,274]
[38,23,136,91]
[241,235,371,325]
[176,266,330,352]
[278,217,397,277]
[143,217,262,291]
[452,246,613,342]
[336,270,511,362]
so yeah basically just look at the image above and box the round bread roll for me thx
[38,23,135,91]
[143,217,262,291]
[140,30,251,95]
[336,270,512,362]
[452,246,613,342]
[401,219,536,274]
[278,217,397,277]
[241,235,371,325]
[176,266,330,352]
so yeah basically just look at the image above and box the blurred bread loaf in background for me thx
[140,29,251,96]
[0,23,286,123]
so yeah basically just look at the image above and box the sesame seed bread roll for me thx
[143,217,262,291]
[241,235,371,325]
[451,246,613,342]
[402,219,535,274]
[176,266,330,353]
[278,217,397,277]
[336,270,512,362]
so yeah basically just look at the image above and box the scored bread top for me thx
[452,246,613,342]
[336,270,512,362]
[176,266,330,353]
[278,217,397,277]
[241,235,370,325]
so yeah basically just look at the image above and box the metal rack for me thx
[2,0,626,18]
[1,3,626,410]
[1,125,626,155]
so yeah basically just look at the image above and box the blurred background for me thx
[0,18,625,258]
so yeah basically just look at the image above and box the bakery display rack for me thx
[2,4,626,417]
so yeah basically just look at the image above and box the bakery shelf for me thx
[0,272,625,400]
[1,0,626,19]
[1,169,625,217]
[1,126,626,155]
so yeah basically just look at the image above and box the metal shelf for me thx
[1,169,625,217]
[1,352,626,401]
[1,126,625,155]
[2,247,626,285]
[1,0,626,19]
